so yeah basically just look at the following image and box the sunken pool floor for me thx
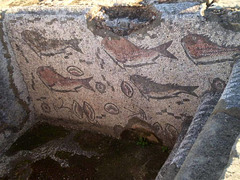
[0,121,169,180]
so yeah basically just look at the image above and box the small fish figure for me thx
[83,101,96,123]
[95,82,106,94]
[72,100,84,119]
[21,30,83,59]
[102,37,177,68]
[104,103,120,115]
[181,33,240,65]
[121,81,134,98]
[72,100,97,124]
[67,66,84,77]
[37,66,94,92]
[41,102,51,113]
[130,75,198,100]
[125,107,147,121]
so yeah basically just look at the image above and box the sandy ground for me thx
[221,135,240,180]
[0,0,145,9]
[0,0,206,9]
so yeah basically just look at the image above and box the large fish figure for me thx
[37,66,94,92]
[181,33,240,65]
[130,75,198,100]
[102,37,177,68]
[21,30,83,59]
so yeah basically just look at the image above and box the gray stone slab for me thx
[0,11,33,154]
[175,112,240,180]
[156,91,223,180]
[212,59,240,119]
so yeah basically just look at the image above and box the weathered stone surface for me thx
[213,59,240,119]
[156,90,223,180]
[0,0,239,179]
[0,0,206,9]
[220,135,240,180]
[86,6,160,37]
[208,0,240,8]
[172,92,223,166]
[175,112,240,180]
[0,1,238,147]
[172,58,240,180]
[204,0,240,31]
[0,11,33,154]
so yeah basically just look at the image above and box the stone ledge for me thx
[175,112,240,180]
[170,59,240,180]
[213,59,240,119]
[156,91,223,180]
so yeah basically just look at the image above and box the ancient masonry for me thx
[0,0,240,179]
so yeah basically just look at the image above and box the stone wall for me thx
[173,59,240,180]
[1,0,239,147]
[0,10,34,154]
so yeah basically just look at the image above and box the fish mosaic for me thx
[36,66,95,92]
[36,97,47,101]
[121,81,134,98]
[164,123,179,145]
[124,107,147,121]
[21,30,83,59]
[101,75,115,92]
[130,75,199,101]
[181,33,240,65]
[53,99,96,123]
[156,109,182,120]
[31,73,36,91]
[67,66,84,77]
[83,101,96,123]
[95,82,106,94]
[15,43,29,63]
[210,78,226,93]
[72,100,84,119]
[104,103,120,115]
[96,114,107,120]
[152,122,179,145]
[41,102,51,113]
[53,97,72,112]
[102,37,177,68]
[153,122,163,133]
[12,19,234,150]
[96,48,105,69]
